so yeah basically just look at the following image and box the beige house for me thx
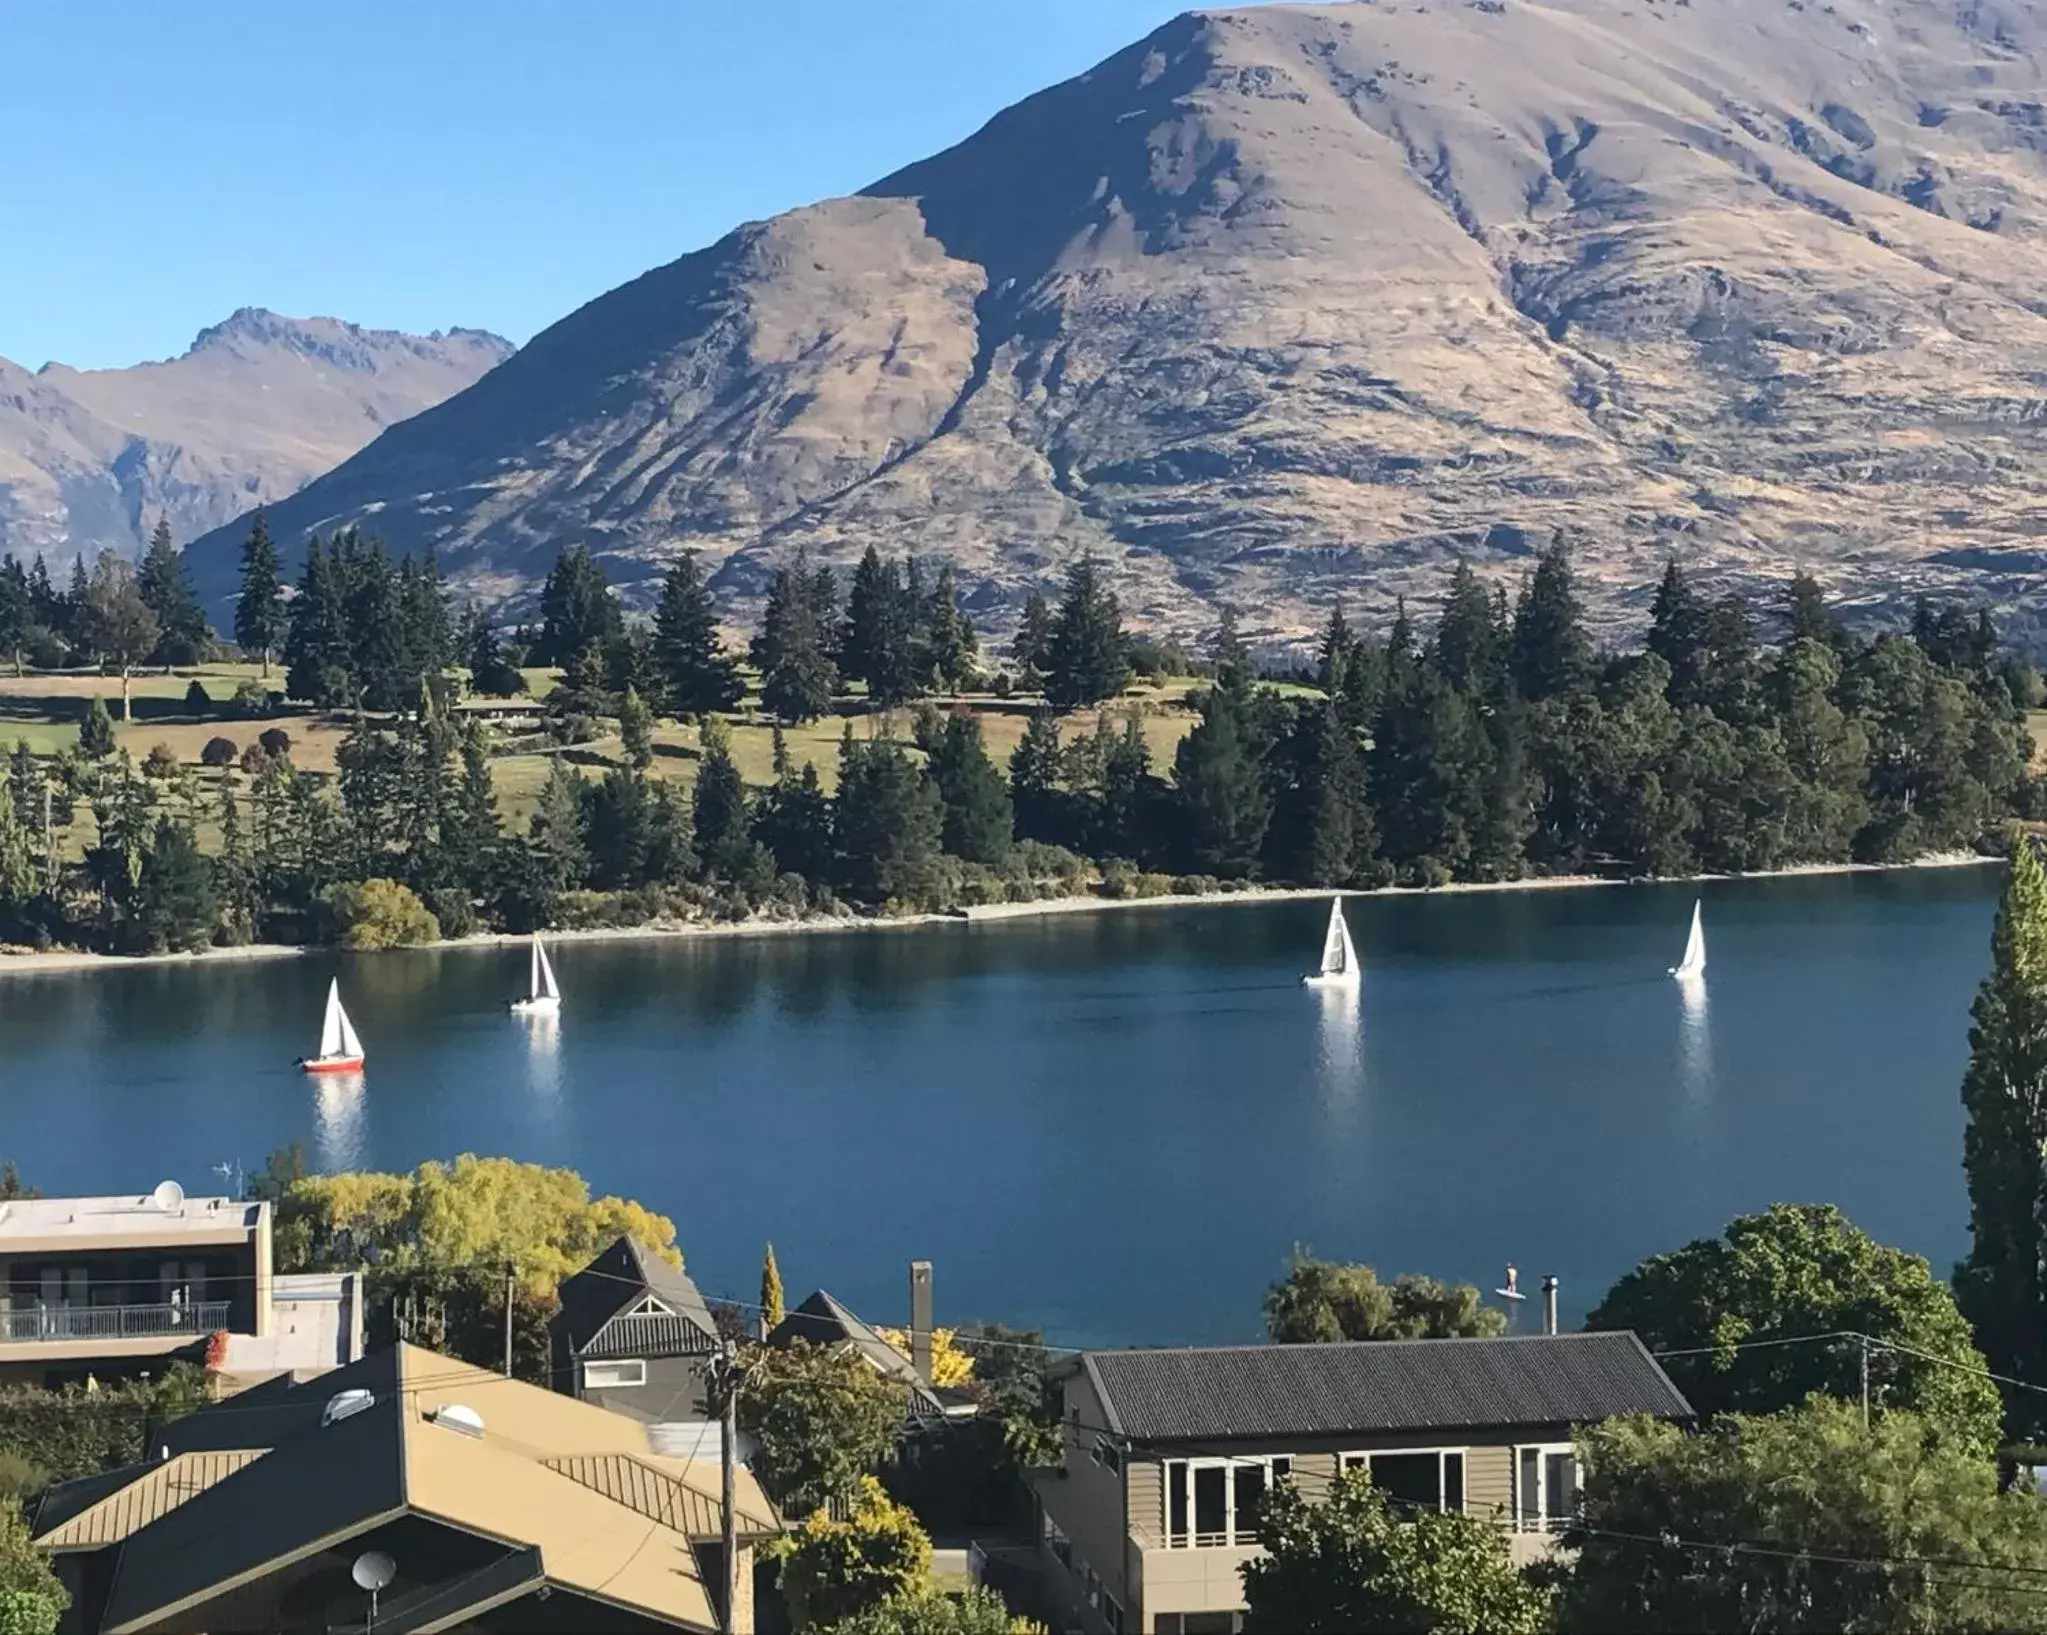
[1030,1331,1692,1635]
[0,1187,360,1391]
[35,1341,781,1632]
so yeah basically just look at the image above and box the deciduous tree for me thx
[1589,1202,2001,1456]
[1264,1253,1506,1343]
[1243,1468,1548,1635]
[740,1342,910,1516]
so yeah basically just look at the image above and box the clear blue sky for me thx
[1,0,1197,370]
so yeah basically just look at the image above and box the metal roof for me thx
[1081,1332,1694,1443]
[554,1236,720,1360]
[767,1289,947,1417]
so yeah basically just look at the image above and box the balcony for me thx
[0,1300,231,1344]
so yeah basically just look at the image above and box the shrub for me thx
[257,727,292,757]
[229,679,269,719]
[829,1587,1043,1635]
[0,1451,45,1506]
[771,1476,931,1631]
[183,679,211,717]
[238,743,269,775]
[327,879,442,950]
[141,744,178,779]
[200,737,238,769]
[77,698,115,760]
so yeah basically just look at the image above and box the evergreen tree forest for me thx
[0,528,2033,957]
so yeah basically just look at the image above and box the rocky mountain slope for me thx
[186,1,2047,647]
[0,311,510,566]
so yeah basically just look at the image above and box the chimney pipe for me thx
[909,1260,934,1386]
[1541,1275,1559,1337]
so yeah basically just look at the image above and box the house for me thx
[0,1186,361,1392]
[1031,1331,1693,1635]
[549,1236,723,1437]
[766,1274,976,1424]
[33,1341,782,1633]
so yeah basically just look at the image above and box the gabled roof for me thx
[553,1235,720,1360]
[38,1343,779,1634]
[767,1290,960,1421]
[1079,1332,1693,1443]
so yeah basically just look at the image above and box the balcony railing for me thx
[0,1300,230,1344]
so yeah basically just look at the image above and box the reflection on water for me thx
[1675,973,1712,1105]
[311,1072,367,1171]
[522,1012,563,1119]
[1314,985,1363,1102]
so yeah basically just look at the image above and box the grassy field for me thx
[0,662,1207,833]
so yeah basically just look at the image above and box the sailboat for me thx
[509,934,562,1016]
[1669,899,1707,980]
[299,979,365,1074]
[1302,897,1362,989]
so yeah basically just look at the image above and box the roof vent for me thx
[321,1388,376,1428]
[431,1403,485,1438]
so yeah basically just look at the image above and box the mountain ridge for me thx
[185,0,2047,647]
[0,310,511,568]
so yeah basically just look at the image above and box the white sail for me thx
[534,936,560,1002]
[317,980,362,1060]
[1304,897,1362,988]
[1671,899,1707,979]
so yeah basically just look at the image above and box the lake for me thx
[0,867,2004,1349]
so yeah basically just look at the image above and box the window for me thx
[582,1359,647,1389]
[1164,1458,1290,1547]
[1043,1512,1073,1570]
[1091,1436,1122,1475]
[1515,1445,1577,1532]
[1344,1449,1467,1515]
[1102,1594,1125,1634]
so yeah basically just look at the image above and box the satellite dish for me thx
[151,1180,185,1213]
[351,1549,396,1592]
[321,1388,376,1428]
[430,1403,484,1438]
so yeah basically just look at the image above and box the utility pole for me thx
[705,1340,759,1635]
[1860,1333,1871,1430]
[503,1260,517,1378]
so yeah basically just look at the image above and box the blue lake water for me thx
[0,867,2003,1348]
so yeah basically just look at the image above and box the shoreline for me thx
[0,851,2001,977]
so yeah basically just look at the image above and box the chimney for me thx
[1541,1275,1559,1337]
[909,1260,934,1386]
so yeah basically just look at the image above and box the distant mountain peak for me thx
[174,0,2047,646]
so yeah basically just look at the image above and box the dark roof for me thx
[768,1290,947,1417]
[553,1236,720,1360]
[1080,1333,1693,1443]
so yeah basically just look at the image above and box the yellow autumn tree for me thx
[875,1326,975,1388]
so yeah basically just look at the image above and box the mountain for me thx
[186,1,2047,648]
[0,311,511,566]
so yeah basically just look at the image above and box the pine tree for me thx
[1174,672,1273,876]
[234,510,286,676]
[652,554,743,717]
[438,720,503,902]
[842,548,921,709]
[1648,559,1708,705]
[535,546,622,666]
[761,1243,786,1334]
[1013,591,1055,688]
[925,714,1012,863]
[618,686,654,770]
[752,560,839,725]
[833,735,944,906]
[1431,564,1505,697]
[692,718,751,877]
[753,760,834,883]
[283,537,355,707]
[1317,602,1356,696]
[1784,571,1845,652]
[521,760,589,916]
[923,563,979,692]
[79,696,116,760]
[0,558,30,679]
[1008,711,1068,845]
[1044,557,1131,711]
[131,817,218,954]
[463,609,528,698]
[583,766,656,889]
[216,774,256,943]
[1509,534,1592,703]
[1302,703,1375,887]
[1956,829,2047,1430]
[0,760,36,912]
[136,518,212,667]
[8,740,40,831]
